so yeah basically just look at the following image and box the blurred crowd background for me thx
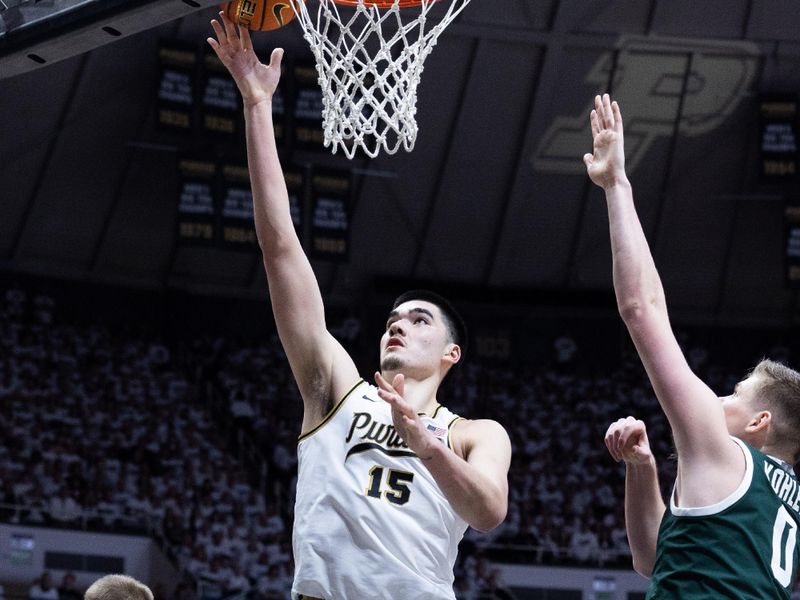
[1,279,798,600]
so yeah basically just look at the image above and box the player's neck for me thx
[762,444,796,469]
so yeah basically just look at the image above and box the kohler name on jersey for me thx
[765,462,800,514]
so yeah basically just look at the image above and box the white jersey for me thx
[292,379,469,600]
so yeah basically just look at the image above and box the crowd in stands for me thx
[1,283,797,599]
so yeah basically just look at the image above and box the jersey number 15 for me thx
[365,465,414,506]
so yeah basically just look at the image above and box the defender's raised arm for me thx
[584,95,733,471]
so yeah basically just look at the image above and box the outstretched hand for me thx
[583,93,627,189]
[605,416,654,465]
[207,11,283,106]
[375,372,438,461]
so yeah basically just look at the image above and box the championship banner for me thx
[220,163,257,249]
[786,198,800,288]
[759,95,798,182]
[201,49,239,136]
[157,41,197,132]
[284,166,305,241]
[292,62,325,150]
[177,157,216,245]
[310,168,351,261]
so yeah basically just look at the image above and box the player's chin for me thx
[380,356,403,373]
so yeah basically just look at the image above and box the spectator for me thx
[29,573,58,600]
[57,573,81,600]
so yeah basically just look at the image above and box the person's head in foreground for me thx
[84,575,153,600]
[722,358,800,463]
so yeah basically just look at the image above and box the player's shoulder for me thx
[451,417,509,445]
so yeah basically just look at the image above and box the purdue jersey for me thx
[292,379,468,600]
[648,437,800,599]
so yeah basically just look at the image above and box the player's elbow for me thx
[617,297,647,323]
[470,501,507,533]
[617,295,664,328]
[631,555,654,578]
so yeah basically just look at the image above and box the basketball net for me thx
[289,0,472,159]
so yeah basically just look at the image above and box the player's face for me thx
[720,374,762,437]
[380,300,452,376]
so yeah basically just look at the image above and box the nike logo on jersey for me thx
[362,394,377,402]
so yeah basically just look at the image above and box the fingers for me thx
[604,425,622,462]
[374,372,413,416]
[269,47,285,70]
[377,388,415,420]
[391,373,404,397]
[593,93,620,132]
[374,371,392,393]
[612,100,623,133]
[210,17,227,45]
[583,153,593,169]
[590,109,600,138]
[220,11,241,50]
[240,25,254,52]
[602,93,614,129]
[594,95,604,129]
[605,416,645,462]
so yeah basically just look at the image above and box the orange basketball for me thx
[220,0,298,32]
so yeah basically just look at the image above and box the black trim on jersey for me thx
[345,442,418,461]
[432,404,444,419]
[297,379,364,443]
[446,416,462,451]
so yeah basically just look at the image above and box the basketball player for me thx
[586,93,800,597]
[84,575,153,600]
[207,13,511,599]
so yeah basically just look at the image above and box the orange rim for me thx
[332,0,433,7]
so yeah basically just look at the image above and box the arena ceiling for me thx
[2,0,800,326]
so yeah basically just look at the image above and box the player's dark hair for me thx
[392,289,468,360]
[751,359,800,463]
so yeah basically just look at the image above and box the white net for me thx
[289,0,472,159]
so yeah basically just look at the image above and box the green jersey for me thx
[647,437,800,599]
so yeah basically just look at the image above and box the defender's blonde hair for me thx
[751,359,800,462]
[84,575,153,600]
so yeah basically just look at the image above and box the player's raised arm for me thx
[605,417,664,576]
[208,14,357,419]
[584,95,733,467]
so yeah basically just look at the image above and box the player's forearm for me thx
[604,179,667,324]
[243,100,328,373]
[624,457,665,577]
[424,442,507,532]
[244,100,298,257]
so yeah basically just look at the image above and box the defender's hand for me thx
[605,416,654,465]
[583,93,627,190]
[207,11,283,106]
[375,372,438,460]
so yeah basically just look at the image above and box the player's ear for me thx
[745,410,771,434]
[443,343,461,366]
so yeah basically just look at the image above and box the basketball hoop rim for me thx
[331,0,440,8]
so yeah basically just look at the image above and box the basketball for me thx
[220,0,297,32]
